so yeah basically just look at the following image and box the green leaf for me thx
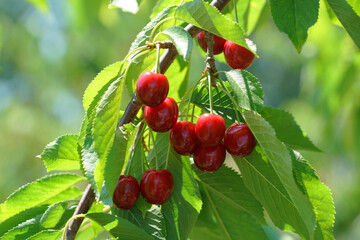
[202,187,269,240]
[290,150,335,240]
[269,0,319,52]
[0,206,48,237]
[86,212,153,240]
[39,201,77,229]
[148,132,202,240]
[195,166,264,223]
[38,134,81,172]
[41,187,82,205]
[326,0,360,48]
[161,26,193,61]
[240,111,316,238]
[25,230,61,240]
[0,174,84,222]
[261,106,321,152]
[83,61,122,112]
[1,217,42,240]
[175,0,253,53]
[166,56,191,102]
[346,0,360,17]
[225,70,263,113]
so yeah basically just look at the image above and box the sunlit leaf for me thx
[161,26,193,61]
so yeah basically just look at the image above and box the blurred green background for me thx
[0,0,359,239]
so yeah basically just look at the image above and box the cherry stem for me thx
[185,76,206,121]
[62,214,86,240]
[207,71,214,114]
[124,121,145,175]
[149,129,159,169]
[149,17,175,43]
[118,46,149,77]
[155,44,161,74]
[233,0,239,24]
[191,104,196,123]
[217,78,242,123]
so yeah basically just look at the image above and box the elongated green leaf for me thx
[166,57,191,102]
[25,230,61,240]
[148,132,202,240]
[83,61,122,112]
[39,201,77,229]
[0,206,47,237]
[346,0,360,17]
[195,166,264,223]
[115,205,166,240]
[161,26,193,61]
[225,70,263,113]
[86,212,153,240]
[290,150,335,240]
[151,0,181,19]
[269,0,319,52]
[1,217,42,240]
[38,134,81,172]
[41,187,82,205]
[261,106,320,151]
[0,174,84,222]
[174,0,253,52]
[326,0,360,48]
[241,111,316,238]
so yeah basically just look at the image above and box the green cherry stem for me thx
[123,49,151,86]
[185,76,206,121]
[149,129,159,170]
[216,78,242,123]
[62,214,86,240]
[207,71,214,114]
[155,43,161,74]
[233,0,239,24]
[118,46,149,77]
[149,17,175,43]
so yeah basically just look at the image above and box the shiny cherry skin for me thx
[140,169,174,205]
[197,31,226,55]
[144,97,178,132]
[195,113,226,146]
[223,39,255,69]
[224,123,257,157]
[112,175,140,210]
[136,71,169,107]
[169,121,197,155]
[194,143,226,172]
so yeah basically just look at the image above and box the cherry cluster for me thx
[113,32,257,210]
[197,31,255,70]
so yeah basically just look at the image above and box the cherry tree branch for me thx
[64,0,231,239]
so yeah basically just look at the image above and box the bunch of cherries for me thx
[113,32,257,210]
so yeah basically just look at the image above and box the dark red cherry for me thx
[197,31,226,55]
[195,113,226,146]
[140,169,174,205]
[169,121,197,155]
[194,143,226,172]
[224,123,256,157]
[112,175,140,210]
[136,71,169,107]
[223,39,255,69]
[144,97,178,132]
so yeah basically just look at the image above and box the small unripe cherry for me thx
[224,123,256,157]
[112,175,140,210]
[169,121,197,155]
[223,39,255,69]
[195,113,226,146]
[136,71,169,107]
[144,97,178,132]
[194,143,226,172]
[197,31,226,55]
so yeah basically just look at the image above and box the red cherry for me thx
[195,113,226,146]
[194,143,226,172]
[140,169,174,204]
[144,97,178,132]
[112,175,140,210]
[136,71,169,107]
[224,123,256,157]
[197,31,226,55]
[169,121,197,155]
[223,39,255,69]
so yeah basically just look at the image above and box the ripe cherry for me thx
[112,175,140,210]
[195,113,226,146]
[224,123,257,157]
[140,169,174,205]
[197,31,226,55]
[136,71,169,107]
[144,97,178,132]
[169,121,197,155]
[194,143,226,172]
[223,39,255,69]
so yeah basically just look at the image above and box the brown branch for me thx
[64,0,231,239]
